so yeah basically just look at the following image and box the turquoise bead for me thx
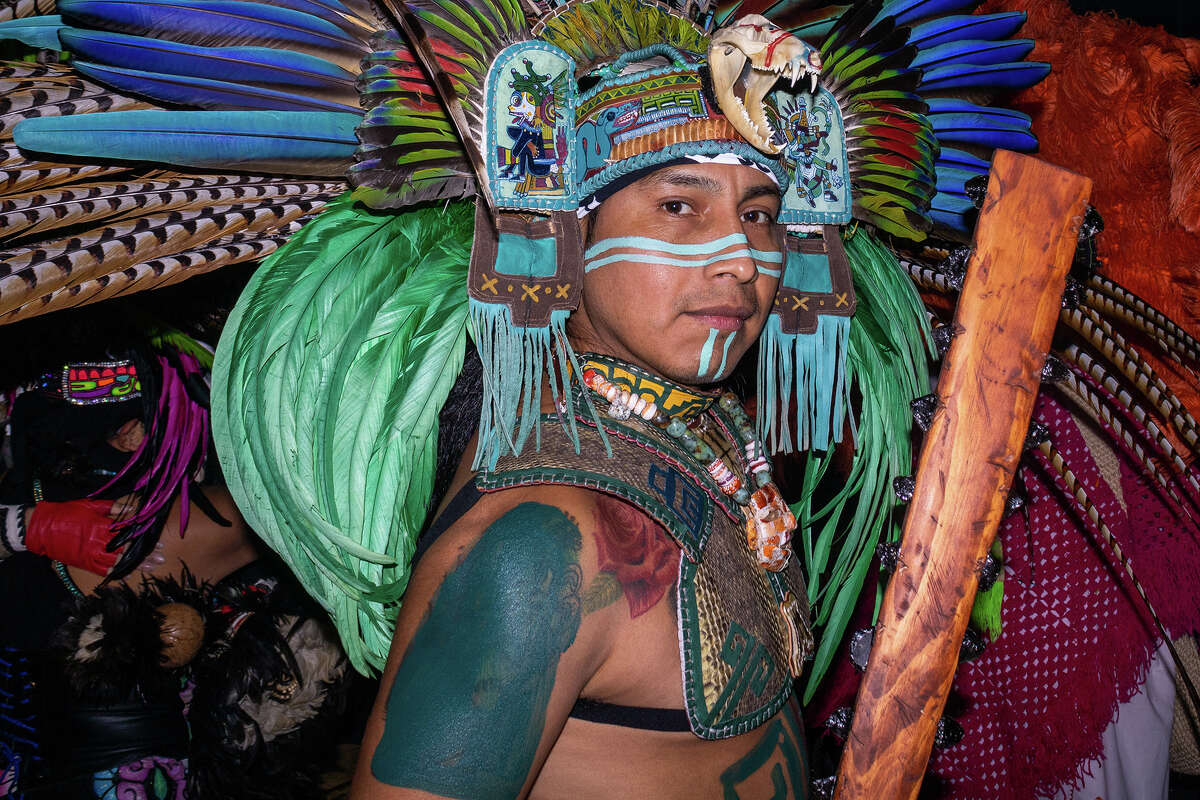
[733,488,751,505]
[755,471,772,488]
[667,418,687,437]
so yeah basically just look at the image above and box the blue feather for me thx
[930,193,976,231]
[71,60,363,112]
[937,146,990,172]
[791,17,840,41]
[928,99,1037,151]
[908,13,1026,49]
[877,0,979,27]
[930,120,1038,152]
[920,60,1050,92]
[58,1,366,66]
[58,28,357,95]
[934,166,983,197]
[0,15,64,50]
[13,109,359,175]
[911,38,1034,70]
[926,97,1033,125]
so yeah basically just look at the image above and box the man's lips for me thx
[685,305,754,331]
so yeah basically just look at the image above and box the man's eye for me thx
[661,200,693,214]
[742,209,776,224]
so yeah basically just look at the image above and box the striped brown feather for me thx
[0,0,55,22]
[3,224,312,322]
[1061,306,1200,448]
[0,146,134,199]
[1059,371,1200,506]
[1,92,154,140]
[1061,343,1199,455]
[1,176,343,241]
[1087,276,1200,366]
[0,199,326,312]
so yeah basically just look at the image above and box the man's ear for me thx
[108,418,145,453]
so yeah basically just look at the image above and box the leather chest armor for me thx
[477,407,814,739]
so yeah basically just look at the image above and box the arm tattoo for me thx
[372,502,583,797]
[591,494,679,619]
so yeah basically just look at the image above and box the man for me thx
[352,161,811,798]
[209,1,1042,797]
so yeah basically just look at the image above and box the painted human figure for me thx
[785,108,841,206]
[352,161,810,799]
[500,60,557,182]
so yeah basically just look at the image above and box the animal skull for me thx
[708,14,823,154]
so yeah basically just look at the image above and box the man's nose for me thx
[704,229,765,283]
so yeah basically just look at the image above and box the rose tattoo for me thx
[592,495,680,618]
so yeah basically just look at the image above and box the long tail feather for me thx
[14,109,359,176]
[58,0,370,72]
[2,225,309,323]
[1088,275,1200,367]
[1061,364,1200,501]
[1061,308,1200,449]
[71,59,363,112]
[60,27,360,104]
[1,175,343,241]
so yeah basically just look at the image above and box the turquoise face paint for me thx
[697,327,719,378]
[584,233,783,274]
[714,330,737,379]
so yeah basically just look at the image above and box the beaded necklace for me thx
[580,356,797,572]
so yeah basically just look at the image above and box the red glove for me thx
[26,499,119,575]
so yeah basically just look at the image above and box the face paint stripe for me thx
[698,327,719,378]
[585,234,783,261]
[715,330,737,379]
[584,249,782,273]
[585,233,750,259]
[756,266,781,277]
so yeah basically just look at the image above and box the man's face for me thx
[571,162,782,386]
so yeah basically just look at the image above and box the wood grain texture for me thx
[834,150,1092,799]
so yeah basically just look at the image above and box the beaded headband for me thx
[47,360,142,405]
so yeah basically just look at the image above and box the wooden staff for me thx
[834,150,1092,799]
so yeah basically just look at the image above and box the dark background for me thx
[1073,0,1200,36]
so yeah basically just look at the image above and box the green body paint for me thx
[719,710,808,799]
[371,502,583,797]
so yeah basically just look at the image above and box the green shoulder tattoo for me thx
[372,502,583,797]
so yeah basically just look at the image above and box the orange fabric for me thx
[979,0,1200,415]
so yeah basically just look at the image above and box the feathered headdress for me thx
[0,0,1062,691]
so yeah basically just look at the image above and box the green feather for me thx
[797,227,933,702]
[213,192,475,674]
[970,539,1004,639]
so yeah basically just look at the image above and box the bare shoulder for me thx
[416,483,603,576]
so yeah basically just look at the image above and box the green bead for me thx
[755,471,772,488]
[667,418,687,437]
[733,488,751,505]
[719,393,740,412]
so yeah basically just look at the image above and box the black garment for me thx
[0,552,72,650]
